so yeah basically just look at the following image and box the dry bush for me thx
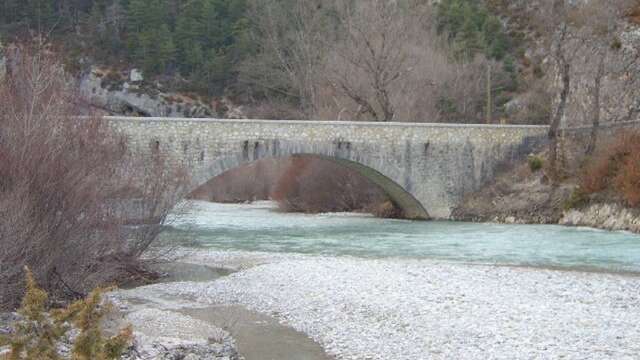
[272,156,393,214]
[580,131,640,206]
[243,101,306,121]
[189,158,290,203]
[367,200,404,219]
[628,1,640,25]
[0,43,185,310]
[614,146,640,206]
[581,153,616,194]
[509,79,552,125]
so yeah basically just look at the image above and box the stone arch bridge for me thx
[108,116,549,219]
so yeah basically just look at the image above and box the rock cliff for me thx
[79,67,217,118]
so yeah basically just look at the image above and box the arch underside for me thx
[190,141,430,220]
[307,155,429,220]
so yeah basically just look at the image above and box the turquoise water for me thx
[166,201,640,273]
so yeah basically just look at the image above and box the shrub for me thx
[1,268,64,360]
[528,155,544,172]
[611,37,623,50]
[1,268,131,360]
[580,153,615,194]
[563,188,589,211]
[189,158,287,203]
[368,200,404,219]
[0,43,186,310]
[271,156,392,215]
[614,149,640,206]
[579,130,640,207]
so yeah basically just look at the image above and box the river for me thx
[165,200,640,274]
[115,200,640,359]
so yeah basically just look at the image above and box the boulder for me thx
[129,68,143,83]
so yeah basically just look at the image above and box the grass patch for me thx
[528,155,544,172]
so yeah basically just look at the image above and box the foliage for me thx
[436,0,511,61]
[0,0,537,124]
[0,0,251,96]
[1,268,131,360]
[434,0,519,123]
[528,155,544,172]
[2,268,64,360]
[563,188,589,211]
[580,131,640,207]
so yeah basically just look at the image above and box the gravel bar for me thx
[128,250,640,359]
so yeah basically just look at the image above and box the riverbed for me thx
[121,201,640,359]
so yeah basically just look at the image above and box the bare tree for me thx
[539,0,639,172]
[240,0,510,123]
[540,0,571,181]
[325,0,426,121]
[567,1,631,155]
[0,43,186,310]
[239,0,330,116]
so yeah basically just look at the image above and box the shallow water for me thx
[165,201,640,273]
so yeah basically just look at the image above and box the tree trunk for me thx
[548,25,570,181]
[486,63,492,124]
[586,53,605,156]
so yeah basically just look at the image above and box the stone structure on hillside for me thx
[109,117,549,219]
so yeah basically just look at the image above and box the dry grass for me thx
[626,2,640,24]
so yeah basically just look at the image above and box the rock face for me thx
[498,0,640,129]
[129,68,143,83]
[561,203,640,232]
[451,161,573,224]
[555,23,640,129]
[79,67,216,118]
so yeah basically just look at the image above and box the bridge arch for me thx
[108,117,549,219]
[190,149,430,220]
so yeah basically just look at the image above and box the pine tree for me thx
[156,24,176,72]
[25,0,56,31]
[175,0,207,73]
[127,0,172,75]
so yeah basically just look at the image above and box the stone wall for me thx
[109,117,549,219]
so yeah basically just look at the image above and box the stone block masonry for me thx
[108,117,549,219]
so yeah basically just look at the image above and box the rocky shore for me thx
[452,162,640,233]
[560,203,640,233]
[115,250,640,360]
[5,249,640,359]
[0,308,241,360]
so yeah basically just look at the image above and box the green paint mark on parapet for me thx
[294,154,430,220]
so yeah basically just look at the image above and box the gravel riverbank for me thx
[117,250,640,360]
